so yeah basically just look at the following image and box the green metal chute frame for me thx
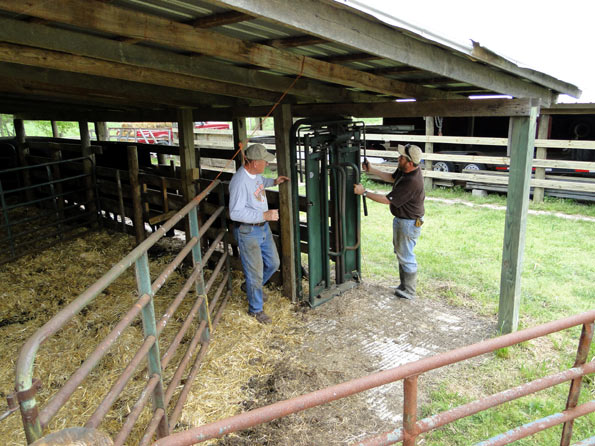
[290,119,364,306]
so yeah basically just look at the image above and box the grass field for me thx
[359,182,594,445]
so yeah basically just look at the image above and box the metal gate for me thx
[290,119,365,306]
[0,155,98,264]
[3,180,231,445]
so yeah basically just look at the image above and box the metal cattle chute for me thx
[290,119,366,306]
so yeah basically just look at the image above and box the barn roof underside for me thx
[0,0,582,122]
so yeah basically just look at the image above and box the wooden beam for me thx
[273,103,297,301]
[210,0,564,103]
[0,0,457,100]
[11,101,234,122]
[188,11,252,28]
[0,17,382,104]
[542,104,595,115]
[366,66,423,76]
[0,63,242,108]
[235,98,540,118]
[0,43,287,103]
[498,105,539,334]
[259,35,326,48]
[316,52,381,63]
[0,74,170,110]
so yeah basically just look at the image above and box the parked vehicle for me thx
[111,122,231,145]
[375,113,595,176]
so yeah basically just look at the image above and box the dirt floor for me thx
[217,280,496,446]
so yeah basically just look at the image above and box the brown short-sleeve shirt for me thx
[386,167,425,219]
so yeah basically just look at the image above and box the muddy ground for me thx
[218,280,496,446]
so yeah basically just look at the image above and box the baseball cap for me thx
[245,144,275,162]
[397,144,423,165]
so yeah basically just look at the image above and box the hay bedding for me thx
[0,228,311,446]
[0,226,496,446]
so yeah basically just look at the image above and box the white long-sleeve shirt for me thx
[229,166,275,223]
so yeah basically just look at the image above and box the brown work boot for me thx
[248,311,272,324]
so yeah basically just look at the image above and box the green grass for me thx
[359,182,595,445]
[429,184,595,217]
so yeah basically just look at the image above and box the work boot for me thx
[397,264,406,291]
[248,311,272,325]
[394,271,417,300]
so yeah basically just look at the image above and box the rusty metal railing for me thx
[152,310,595,446]
[8,179,233,445]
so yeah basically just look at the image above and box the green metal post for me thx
[135,252,169,437]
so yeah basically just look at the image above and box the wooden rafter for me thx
[316,52,381,63]
[188,11,252,28]
[0,17,383,105]
[366,66,423,76]
[0,43,288,103]
[234,98,540,118]
[0,0,459,100]
[259,35,326,48]
[0,63,243,107]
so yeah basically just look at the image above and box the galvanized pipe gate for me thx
[6,179,232,445]
[151,310,595,446]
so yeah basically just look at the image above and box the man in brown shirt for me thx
[354,144,425,299]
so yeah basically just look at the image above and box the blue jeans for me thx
[233,222,280,314]
[393,217,422,274]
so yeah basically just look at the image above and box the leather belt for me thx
[234,221,265,227]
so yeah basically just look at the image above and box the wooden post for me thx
[498,105,539,334]
[50,148,65,223]
[424,116,434,191]
[94,121,109,141]
[177,108,197,242]
[274,104,297,301]
[79,121,97,221]
[14,118,34,202]
[127,145,145,244]
[51,121,60,138]
[232,117,247,170]
[115,169,127,232]
[157,153,168,166]
[532,114,550,203]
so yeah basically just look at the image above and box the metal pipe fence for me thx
[0,156,99,264]
[152,310,595,446]
[8,179,233,445]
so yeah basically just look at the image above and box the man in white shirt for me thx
[229,144,289,324]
